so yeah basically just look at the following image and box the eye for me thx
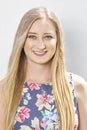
[44,35,53,40]
[27,35,37,40]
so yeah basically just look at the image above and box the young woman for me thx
[0,7,87,130]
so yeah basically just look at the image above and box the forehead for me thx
[29,18,56,32]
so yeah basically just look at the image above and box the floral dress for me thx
[14,74,78,130]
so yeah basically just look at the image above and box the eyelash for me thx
[45,35,53,39]
[27,35,53,40]
[28,35,36,39]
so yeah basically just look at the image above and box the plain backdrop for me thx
[0,0,87,80]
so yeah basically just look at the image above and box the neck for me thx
[25,61,52,83]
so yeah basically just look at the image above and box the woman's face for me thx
[24,18,57,65]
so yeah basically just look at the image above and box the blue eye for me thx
[28,35,37,40]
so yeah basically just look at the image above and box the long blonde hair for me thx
[4,7,75,130]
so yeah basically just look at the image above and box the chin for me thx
[34,59,52,65]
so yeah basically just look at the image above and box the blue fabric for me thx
[14,74,78,130]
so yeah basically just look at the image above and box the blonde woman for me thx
[0,7,87,130]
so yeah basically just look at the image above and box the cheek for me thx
[52,46,56,55]
[50,42,57,56]
[50,42,57,52]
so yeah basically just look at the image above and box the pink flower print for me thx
[17,114,25,123]
[36,94,46,105]
[36,93,52,110]
[35,128,40,130]
[17,106,30,123]
[42,93,50,102]
[28,83,41,90]
[40,120,46,127]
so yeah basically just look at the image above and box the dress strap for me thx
[69,73,79,128]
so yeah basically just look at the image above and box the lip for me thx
[33,51,47,56]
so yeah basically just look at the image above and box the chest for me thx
[14,82,78,130]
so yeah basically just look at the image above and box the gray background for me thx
[0,0,87,80]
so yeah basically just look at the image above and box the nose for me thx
[37,40,46,50]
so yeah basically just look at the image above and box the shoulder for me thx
[72,74,87,101]
[72,74,87,129]
[67,73,87,98]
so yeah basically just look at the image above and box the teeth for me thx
[33,51,46,54]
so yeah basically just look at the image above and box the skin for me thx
[24,18,57,83]
[0,18,87,130]
[74,74,87,130]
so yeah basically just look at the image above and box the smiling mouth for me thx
[33,51,47,56]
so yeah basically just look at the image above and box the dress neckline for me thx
[24,81,52,86]
[24,81,52,85]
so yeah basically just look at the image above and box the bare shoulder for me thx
[73,74,87,100]
[72,74,87,130]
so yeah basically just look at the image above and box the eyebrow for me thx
[28,32,37,34]
[28,32,55,35]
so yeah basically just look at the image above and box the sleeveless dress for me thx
[14,73,78,130]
